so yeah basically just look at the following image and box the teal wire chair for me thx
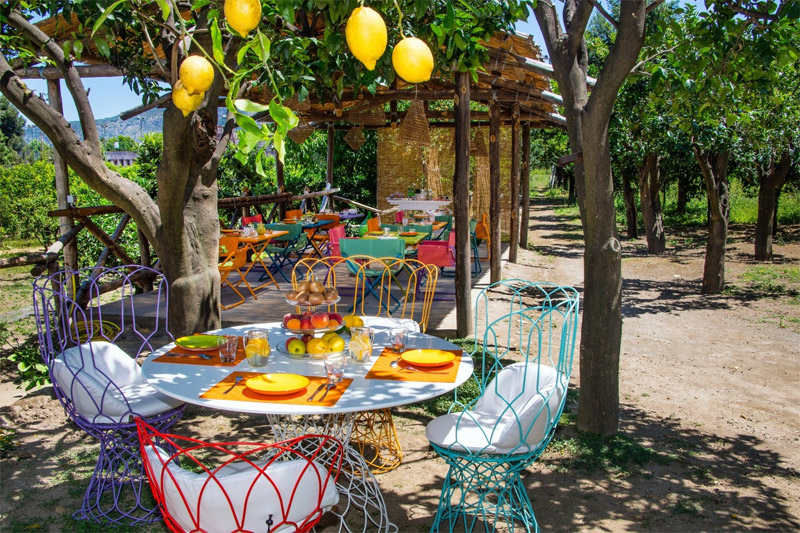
[433,215,452,239]
[425,283,580,532]
[261,223,309,282]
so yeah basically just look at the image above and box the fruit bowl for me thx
[279,331,349,359]
[285,296,340,307]
[280,323,343,335]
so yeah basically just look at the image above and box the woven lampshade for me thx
[345,105,386,126]
[288,122,314,144]
[397,100,430,146]
[344,126,366,150]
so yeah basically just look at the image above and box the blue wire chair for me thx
[425,283,580,532]
[260,223,309,282]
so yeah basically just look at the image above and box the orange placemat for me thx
[152,337,246,367]
[365,348,462,383]
[201,372,352,407]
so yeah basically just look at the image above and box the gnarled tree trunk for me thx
[754,151,790,261]
[621,170,638,239]
[638,152,665,255]
[694,148,730,294]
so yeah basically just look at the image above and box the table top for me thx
[362,231,428,246]
[237,230,289,244]
[386,198,452,211]
[142,319,472,416]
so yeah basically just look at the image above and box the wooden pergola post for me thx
[509,103,521,263]
[326,124,334,212]
[488,99,502,283]
[47,79,78,272]
[454,72,473,338]
[276,158,286,220]
[520,123,531,249]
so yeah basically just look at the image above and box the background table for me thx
[142,319,472,532]
[386,198,452,212]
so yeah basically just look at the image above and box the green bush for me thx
[0,161,60,246]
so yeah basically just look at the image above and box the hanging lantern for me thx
[288,122,314,144]
[397,100,430,146]
[344,126,366,150]
[471,129,488,157]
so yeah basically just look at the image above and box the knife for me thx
[306,382,327,402]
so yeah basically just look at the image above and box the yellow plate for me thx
[176,335,222,351]
[245,374,310,396]
[400,349,456,368]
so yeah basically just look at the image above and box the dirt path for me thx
[1,194,798,532]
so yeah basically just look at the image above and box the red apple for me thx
[328,312,343,324]
[301,334,313,344]
[311,311,330,329]
[299,317,313,331]
[282,313,296,327]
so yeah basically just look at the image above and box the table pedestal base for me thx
[266,413,398,533]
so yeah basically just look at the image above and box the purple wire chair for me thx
[32,265,186,526]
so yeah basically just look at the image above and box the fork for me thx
[222,376,243,394]
[318,383,336,401]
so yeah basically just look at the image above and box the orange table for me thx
[238,230,288,292]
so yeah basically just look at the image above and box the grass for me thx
[738,265,800,296]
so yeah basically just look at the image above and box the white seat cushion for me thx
[52,341,182,423]
[146,446,340,533]
[362,316,420,332]
[426,363,566,454]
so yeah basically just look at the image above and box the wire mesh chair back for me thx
[136,418,344,533]
[290,256,357,315]
[424,283,579,532]
[31,265,185,525]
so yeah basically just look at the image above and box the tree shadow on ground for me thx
[387,403,800,532]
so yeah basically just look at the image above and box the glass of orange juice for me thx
[244,329,270,367]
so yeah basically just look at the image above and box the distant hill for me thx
[24,107,164,144]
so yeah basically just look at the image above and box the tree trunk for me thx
[520,124,531,249]
[488,99,502,283]
[638,152,666,255]
[694,148,730,294]
[754,151,790,261]
[509,104,521,264]
[535,0,647,435]
[676,179,688,214]
[621,169,638,239]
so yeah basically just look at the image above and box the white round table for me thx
[142,318,472,533]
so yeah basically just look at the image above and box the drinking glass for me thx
[389,328,408,354]
[217,335,238,363]
[244,329,270,367]
[324,351,346,383]
[349,326,374,363]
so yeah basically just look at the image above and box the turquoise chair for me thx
[425,282,580,532]
[405,223,433,239]
[469,219,482,276]
[434,215,452,239]
[261,223,309,282]
[379,224,402,232]
[339,238,405,313]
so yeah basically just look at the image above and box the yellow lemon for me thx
[171,81,204,116]
[392,36,434,83]
[345,6,387,70]
[322,331,339,343]
[327,335,346,352]
[225,0,262,37]
[306,338,330,355]
[343,315,364,328]
[179,55,215,95]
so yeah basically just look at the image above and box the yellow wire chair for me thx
[291,255,439,473]
[219,236,255,310]
[346,256,438,474]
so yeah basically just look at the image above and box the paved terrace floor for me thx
[99,243,506,338]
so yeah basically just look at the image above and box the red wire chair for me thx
[136,418,344,533]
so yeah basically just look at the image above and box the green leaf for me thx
[191,0,212,10]
[273,131,286,163]
[258,32,271,62]
[211,19,225,65]
[269,99,298,130]
[92,35,110,58]
[91,0,127,36]
[255,148,266,176]
[234,98,270,113]
[444,2,456,31]
[235,113,263,137]
[154,0,170,21]
[277,0,295,24]
[237,40,253,65]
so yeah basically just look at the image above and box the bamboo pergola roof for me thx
[28,12,565,129]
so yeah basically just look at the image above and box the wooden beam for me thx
[332,195,399,216]
[49,204,122,217]
[80,215,137,266]
[48,79,79,273]
[520,123,531,249]
[489,99,502,283]
[119,94,171,121]
[487,48,597,87]
[453,73,473,338]
[509,104,521,264]
[0,223,84,271]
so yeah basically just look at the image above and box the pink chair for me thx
[327,225,346,257]
[417,231,455,275]
[241,214,263,226]
[395,210,404,224]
